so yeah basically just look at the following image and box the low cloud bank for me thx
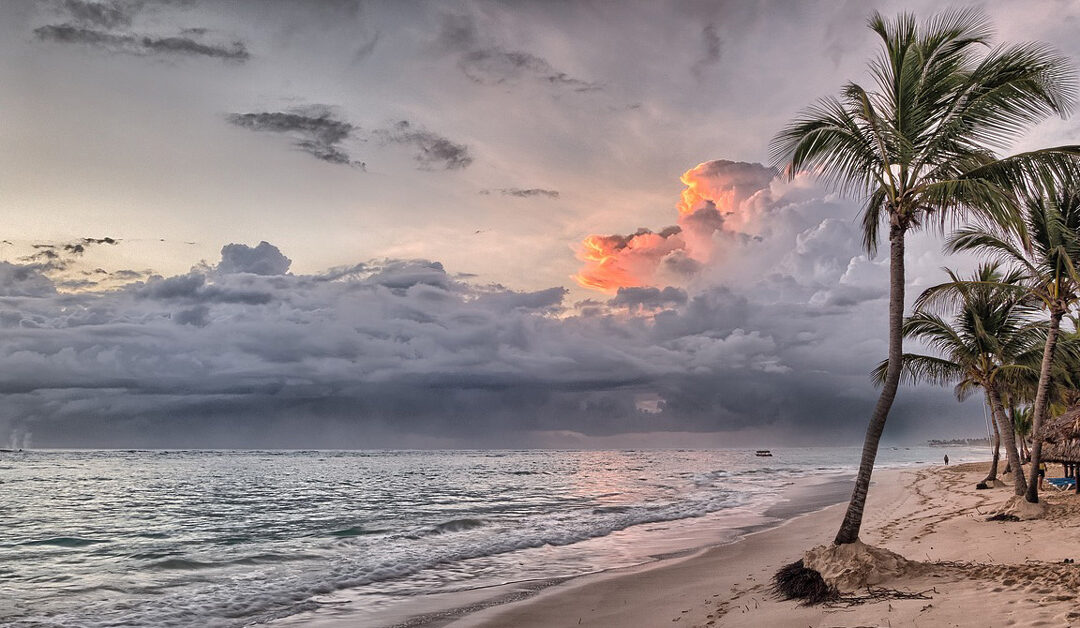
[0,163,980,447]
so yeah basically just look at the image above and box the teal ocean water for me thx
[0,446,986,627]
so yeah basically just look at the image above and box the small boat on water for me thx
[755,450,772,457]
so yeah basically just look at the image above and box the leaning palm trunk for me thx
[772,9,1080,557]
[982,400,1002,484]
[1025,310,1063,503]
[988,384,1027,495]
[834,225,906,545]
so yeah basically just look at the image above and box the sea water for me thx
[0,446,986,627]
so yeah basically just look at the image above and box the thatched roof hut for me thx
[1041,407,1080,464]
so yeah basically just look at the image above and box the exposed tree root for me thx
[771,560,838,605]
[824,586,936,608]
[772,560,936,607]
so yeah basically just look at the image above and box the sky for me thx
[3,0,1080,449]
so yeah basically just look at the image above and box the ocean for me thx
[0,446,987,627]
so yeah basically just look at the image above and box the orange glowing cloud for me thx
[572,228,685,291]
[574,160,776,292]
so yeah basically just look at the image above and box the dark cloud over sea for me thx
[0,166,984,449]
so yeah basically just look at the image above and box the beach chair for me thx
[1045,477,1077,491]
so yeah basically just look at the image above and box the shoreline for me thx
[451,462,1080,627]
[447,472,881,628]
[281,470,861,628]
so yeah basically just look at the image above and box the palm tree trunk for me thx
[833,223,906,546]
[1024,309,1062,503]
[988,384,1027,495]
[982,396,1001,484]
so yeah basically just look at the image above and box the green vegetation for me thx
[771,8,1080,547]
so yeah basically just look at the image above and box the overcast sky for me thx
[3,0,1080,449]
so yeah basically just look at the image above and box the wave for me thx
[13,448,898,628]
[43,489,752,627]
[425,518,487,535]
[148,553,321,570]
[328,526,389,537]
[20,537,107,548]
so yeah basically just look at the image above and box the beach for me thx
[451,462,1080,628]
[6,448,933,627]
[10,450,1077,627]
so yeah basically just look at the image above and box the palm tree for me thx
[948,188,1080,503]
[874,263,1042,495]
[1011,404,1033,462]
[985,407,1003,484]
[771,9,1079,545]
[1050,316,1080,411]
[999,381,1035,467]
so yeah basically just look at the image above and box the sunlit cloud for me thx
[574,160,775,292]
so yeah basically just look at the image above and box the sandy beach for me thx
[451,462,1080,628]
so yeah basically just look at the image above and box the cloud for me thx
[34,24,250,60]
[480,188,559,199]
[64,237,119,256]
[0,263,57,297]
[227,108,360,166]
[61,0,132,29]
[227,111,469,170]
[474,286,567,313]
[574,160,776,292]
[608,286,688,311]
[375,120,473,170]
[217,241,292,276]
[435,12,598,92]
[691,23,721,78]
[173,304,210,327]
[16,237,120,274]
[459,49,599,91]
[0,220,980,448]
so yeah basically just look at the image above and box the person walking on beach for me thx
[944,454,949,465]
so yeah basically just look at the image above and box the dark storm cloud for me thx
[0,239,787,446]
[34,24,250,60]
[435,12,599,92]
[227,109,360,166]
[0,162,989,448]
[375,120,473,170]
[480,188,560,199]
